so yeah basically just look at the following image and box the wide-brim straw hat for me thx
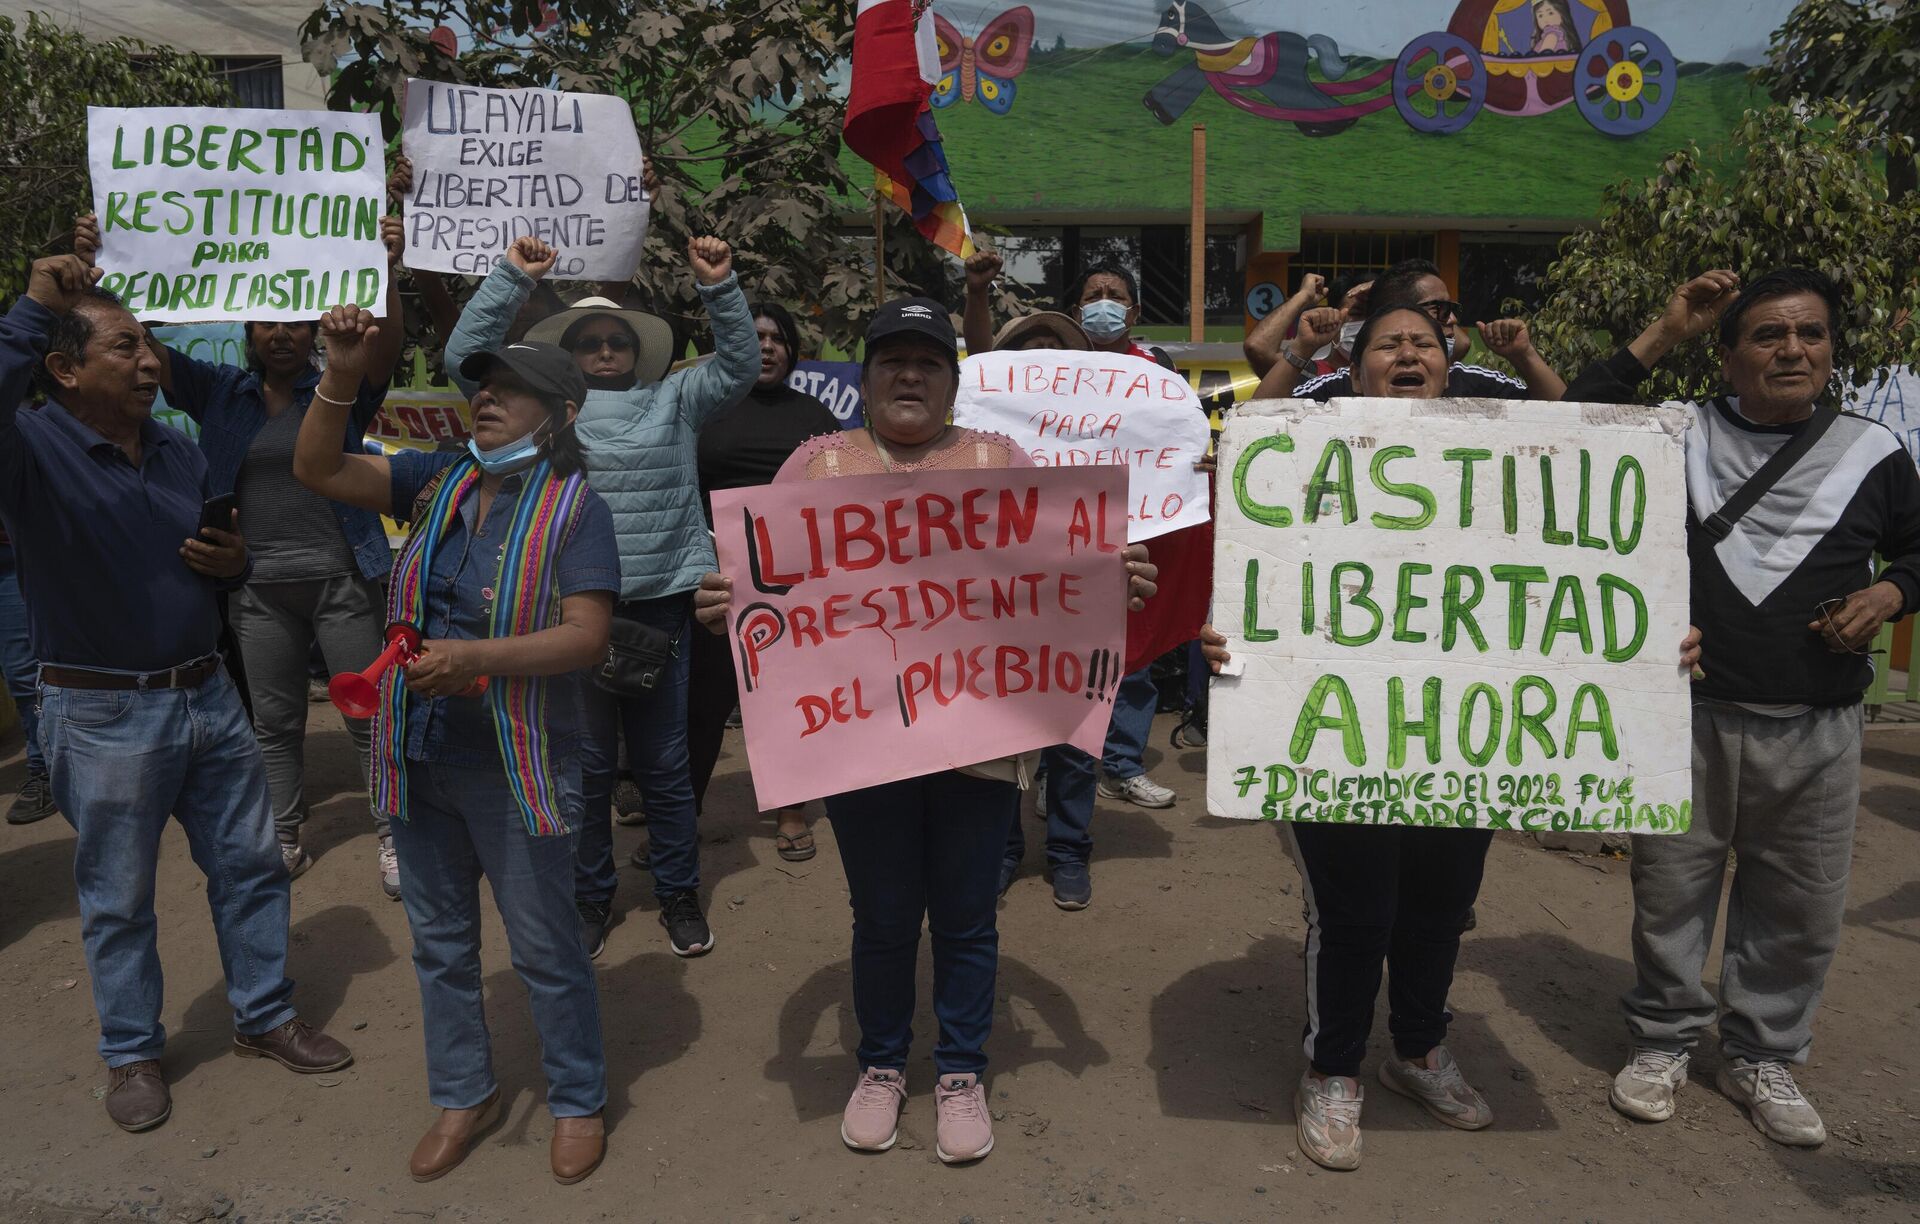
[525,298,678,386]
[992,311,1092,352]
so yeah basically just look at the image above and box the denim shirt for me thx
[387,450,620,771]
[165,351,394,582]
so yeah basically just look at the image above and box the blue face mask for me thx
[467,421,550,475]
[1079,298,1130,341]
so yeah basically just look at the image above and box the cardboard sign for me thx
[87,106,388,322]
[1208,398,1694,835]
[400,79,647,280]
[953,349,1211,542]
[712,465,1132,809]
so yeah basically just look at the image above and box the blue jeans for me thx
[1014,745,1099,869]
[42,669,294,1067]
[827,770,1017,1075]
[1100,666,1157,781]
[577,593,697,904]
[390,760,606,1116]
[0,548,44,774]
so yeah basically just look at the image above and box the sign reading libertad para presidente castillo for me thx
[1207,398,1694,835]
[87,106,388,322]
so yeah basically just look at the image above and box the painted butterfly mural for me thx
[931,5,1035,115]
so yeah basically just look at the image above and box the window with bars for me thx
[991,224,1247,326]
[1288,230,1439,295]
[210,56,285,109]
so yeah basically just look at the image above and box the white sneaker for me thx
[1717,1058,1826,1147]
[1295,1072,1364,1171]
[377,835,401,901]
[1610,1048,1688,1122]
[1377,1045,1493,1130]
[1097,773,1176,809]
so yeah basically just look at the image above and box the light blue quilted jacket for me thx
[447,262,759,601]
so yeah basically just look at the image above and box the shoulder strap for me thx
[1699,400,1841,542]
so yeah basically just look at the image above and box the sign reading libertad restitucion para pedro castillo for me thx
[86,107,389,323]
[1208,399,1694,835]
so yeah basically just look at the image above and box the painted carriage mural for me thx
[1144,0,1674,137]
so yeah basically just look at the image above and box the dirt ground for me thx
[2,707,1919,1224]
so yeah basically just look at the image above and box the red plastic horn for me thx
[328,623,423,719]
[328,623,490,718]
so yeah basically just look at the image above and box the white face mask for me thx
[1337,321,1363,355]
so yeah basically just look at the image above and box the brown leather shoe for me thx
[105,1060,170,1133]
[550,1112,606,1185]
[233,1018,353,1073]
[409,1090,502,1183]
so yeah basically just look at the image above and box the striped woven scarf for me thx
[371,456,589,835]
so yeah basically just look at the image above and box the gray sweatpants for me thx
[1622,699,1861,1064]
[230,575,387,842]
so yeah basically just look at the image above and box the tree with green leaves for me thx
[1760,0,1920,201]
[1529,102,1920,403]
[300,0,981,354]
[0,13,231,301]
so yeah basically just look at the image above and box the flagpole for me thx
[1189,123,1207,344]
[874,194,888,311]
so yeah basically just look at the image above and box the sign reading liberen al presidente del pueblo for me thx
[1208,399,1694,835]
[87,107,388,323]
[713,466,1131,810]
[400,79,648,281]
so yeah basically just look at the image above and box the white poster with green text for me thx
[1208,398,1694,835]
[86,106,388,322]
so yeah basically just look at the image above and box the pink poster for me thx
[711,465,1132,809]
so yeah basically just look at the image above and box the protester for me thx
[1200,298,1705,1172]
[0,523,52,824]
[693,297,1157,1164]
[71,212,412,895]
[1254,258,1564,400]
[1,254,353,1133]
[959,248,1093,354]
[294,303,619,1184]
[446,233,758,961]
[1241,272,1372,380]
[686,301,840,859]
[1566,267,1920,1148]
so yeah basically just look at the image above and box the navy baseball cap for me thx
[458,340,588,407]
[866,296,958,358]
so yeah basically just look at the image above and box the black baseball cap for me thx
[865,296,958,358]
[459,341,588,407]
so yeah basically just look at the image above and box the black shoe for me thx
[1046,862,1091,911]
[577,899,614,961]
[7,771,56,825]
[998,857,1020,898]
[658,891,714,958]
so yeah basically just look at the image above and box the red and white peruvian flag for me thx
[844,0,941,175]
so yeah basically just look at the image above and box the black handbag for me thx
[592,616,677,696]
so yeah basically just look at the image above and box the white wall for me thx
[0,0,329,109]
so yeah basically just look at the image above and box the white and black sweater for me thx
[1569,349,1920,705]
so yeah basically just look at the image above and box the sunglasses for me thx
[572,333,636,355]
[1815,597,1871,655]
[1417,298,1464,323]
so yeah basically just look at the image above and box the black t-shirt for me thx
[696,382,842,524]
[1295,362,1533,401]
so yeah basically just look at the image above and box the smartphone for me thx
[197,493,239,536]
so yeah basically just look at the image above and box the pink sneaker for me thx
[840,1067,907,1151]
[934,1073,994,1164]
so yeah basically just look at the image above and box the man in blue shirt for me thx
[0,254,353,1134]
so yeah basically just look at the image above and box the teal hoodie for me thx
[447,262,759,601]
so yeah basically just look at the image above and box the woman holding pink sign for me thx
[693,298,1157,1166]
